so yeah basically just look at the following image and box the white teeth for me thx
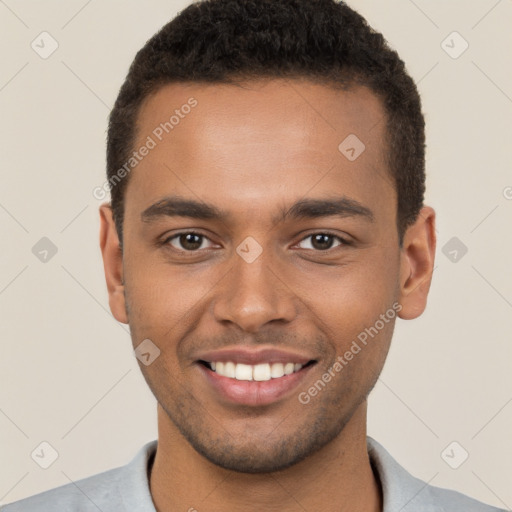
[224,361,236,378]
[270,362,284,378]
[284,362,295,375]
[209,361,304,381]
[253,363,271,381]
[235,363,253,381]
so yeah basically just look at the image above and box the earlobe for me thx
[397,206,436,320]
[99,203,129,324]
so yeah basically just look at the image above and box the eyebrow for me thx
[140,195,375,225]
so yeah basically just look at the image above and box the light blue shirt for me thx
[1,437,506,511]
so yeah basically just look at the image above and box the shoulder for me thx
[367,437,507,512]
[0,466,125,512]
[1,440,157,512]
[414,483,507,512]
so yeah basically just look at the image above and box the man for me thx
[2,0,505,511]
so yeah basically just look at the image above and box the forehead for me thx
[125,79,395,228]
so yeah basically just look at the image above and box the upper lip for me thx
[196,347,315,366]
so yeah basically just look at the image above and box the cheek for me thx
[303,255,399,364]
[300,253,399,320]
[122,255,217,340]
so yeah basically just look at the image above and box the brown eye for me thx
[297,233,349,251]
[165,232,213,251]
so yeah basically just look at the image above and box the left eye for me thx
[296,233,348,251]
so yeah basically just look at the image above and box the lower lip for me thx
[198,363,315,406]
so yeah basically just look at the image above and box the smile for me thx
[197,357,317,406]
[202,361,311,381]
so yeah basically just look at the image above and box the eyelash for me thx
[161,230,352,253]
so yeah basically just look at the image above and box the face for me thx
[100,79,435,473]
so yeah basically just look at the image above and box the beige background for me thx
[1,0,511,508]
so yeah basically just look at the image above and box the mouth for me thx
[198,360,316,381]
[195,348,317,406]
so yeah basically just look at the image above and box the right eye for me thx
[163,231,216,252]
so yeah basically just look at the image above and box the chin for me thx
[164,401,352,474]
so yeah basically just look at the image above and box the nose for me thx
[212,246,297,333]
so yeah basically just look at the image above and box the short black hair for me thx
[107,0,425,248]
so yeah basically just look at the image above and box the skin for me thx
[99,79,436,512]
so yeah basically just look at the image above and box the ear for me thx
[99,203,128,324]
[397,206,436,320]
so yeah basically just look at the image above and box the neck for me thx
[149,401,382,512]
